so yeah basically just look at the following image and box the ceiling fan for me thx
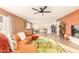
[32,6,51,15]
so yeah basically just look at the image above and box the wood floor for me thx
[40,33,79,53]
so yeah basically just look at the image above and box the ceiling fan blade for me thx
[32,8,40,12]
[42,6,47,11]
[34,12,40,14]
[43,11,51,13]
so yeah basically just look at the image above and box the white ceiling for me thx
[0,6,79,24]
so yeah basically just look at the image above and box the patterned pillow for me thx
[18,32,26,40]
[7,34,16,52]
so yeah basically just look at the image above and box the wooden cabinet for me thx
[12,16,26,34]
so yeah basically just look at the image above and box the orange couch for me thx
[15,33,39,53]
[15,39,37,53]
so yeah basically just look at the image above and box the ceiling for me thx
[0,6,79,24]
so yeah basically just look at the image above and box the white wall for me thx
[56,21,60,35]
[26,22,31,29]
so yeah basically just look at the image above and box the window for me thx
[71,25,79,38]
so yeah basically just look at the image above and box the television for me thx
[71,25,79,38]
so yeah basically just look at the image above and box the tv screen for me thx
[71,25,79,38]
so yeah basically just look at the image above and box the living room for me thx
[0,6,79,53]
